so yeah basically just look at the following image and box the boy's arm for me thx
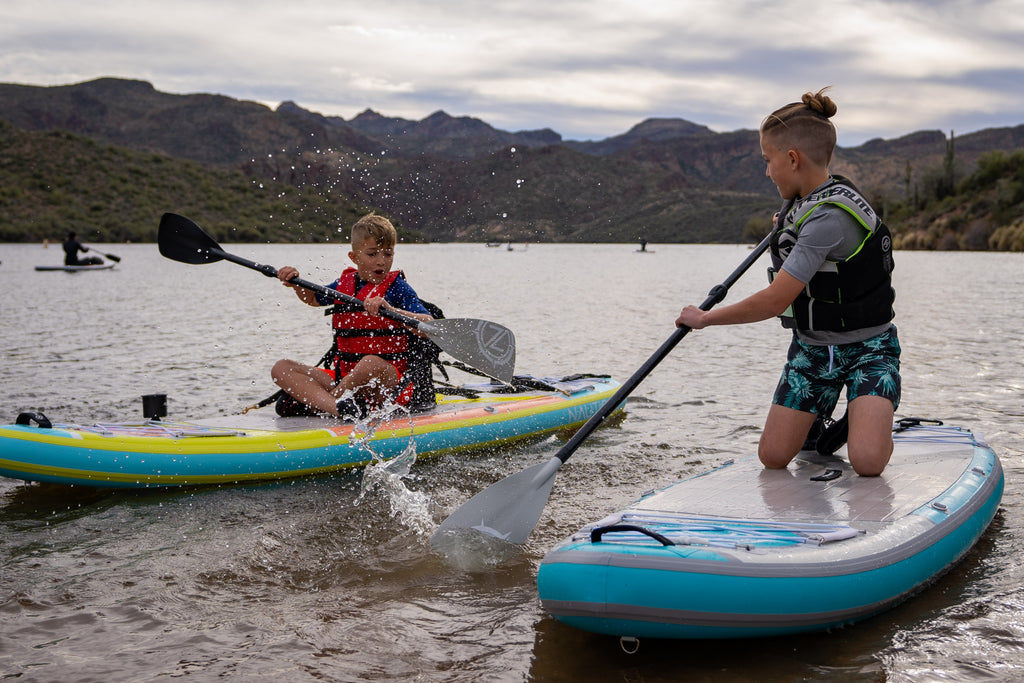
[277,266,327,307]
[363,296,434,323]
[386,279,433,320]
[367,279,434,328]
[292,287,321,307]
[676,270,804,329]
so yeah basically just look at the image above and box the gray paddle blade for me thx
[422,318,515,383]
[431,456,562,549]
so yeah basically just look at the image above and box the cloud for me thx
[1,0,1022,145]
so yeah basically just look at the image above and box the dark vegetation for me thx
[0,120,397,244]
[886,143,1024,251]
[1,78,1022,249]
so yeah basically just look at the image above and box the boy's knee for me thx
[852,462,885,477]
[365,356,398,380]
[270,358,292,380]
[758,443,797,470]
[847,442,892,477]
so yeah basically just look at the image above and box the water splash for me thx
[354,408,434,537]
[430,527,522,571]
[358,442,434,537]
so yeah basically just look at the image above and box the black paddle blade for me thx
[158,213,225,264]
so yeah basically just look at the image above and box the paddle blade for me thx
[158,213,225,265]
[422,318,515,383]
[431,456,562,549]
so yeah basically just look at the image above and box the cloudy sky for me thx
[3,0,1023,146]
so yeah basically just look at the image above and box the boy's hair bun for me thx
[802,89,838,118]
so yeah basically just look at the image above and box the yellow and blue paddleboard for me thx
[0,375,621,488]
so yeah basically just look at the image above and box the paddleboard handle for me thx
[590,524,675,546]
[809,468,843,482]
[16,412,52,429]
[894,417,944,432]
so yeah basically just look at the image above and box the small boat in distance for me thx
[35,263,115,272]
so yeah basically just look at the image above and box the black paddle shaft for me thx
[213,248,428,332]
[83,245,121,262]
[553,234,773,465]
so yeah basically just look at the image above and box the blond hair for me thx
[760,88,838,167]
[351,213,397,250]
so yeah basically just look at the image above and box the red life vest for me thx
[330,268,414,403]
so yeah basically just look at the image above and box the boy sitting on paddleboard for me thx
[271,213,436,420]
[675,88,900,477]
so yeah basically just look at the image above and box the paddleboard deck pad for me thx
[537,421,1003,640]
[0,375,621,488]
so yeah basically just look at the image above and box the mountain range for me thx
[2,77,1023,244]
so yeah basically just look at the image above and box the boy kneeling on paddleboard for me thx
[676,88,900,477]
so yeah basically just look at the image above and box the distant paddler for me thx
[62,231,104,266]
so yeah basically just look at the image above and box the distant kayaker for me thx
[270,213,436,420]
[62,231,102,266]
[676,88,900,477]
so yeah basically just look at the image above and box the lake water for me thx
[1,240,1022,681]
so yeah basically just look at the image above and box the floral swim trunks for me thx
[772,325,901,416]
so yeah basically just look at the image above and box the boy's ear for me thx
[348,249,357,264]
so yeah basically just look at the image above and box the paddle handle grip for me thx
[217,249,422,330]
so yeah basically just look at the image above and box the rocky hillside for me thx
[2,77,1023,247]
[891,148,1024,250]
[0,120,401,244]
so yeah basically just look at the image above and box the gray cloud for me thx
[2,0,1022,145]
